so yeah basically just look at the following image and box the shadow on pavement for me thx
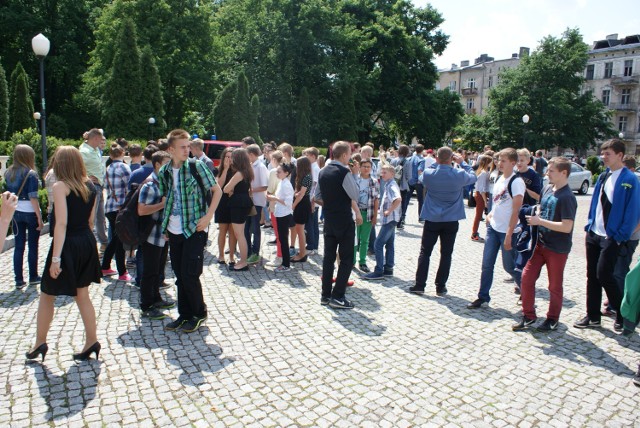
[28,360,102,421]
[328,287,386,336]
[0,284,39,308]
[423,293,514,322]
[102,279,139,307]
[117,325,235,387]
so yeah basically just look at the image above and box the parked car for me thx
[542,162,591,194]
[202,140,244,167]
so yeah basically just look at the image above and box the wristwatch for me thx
[51,256,61,263]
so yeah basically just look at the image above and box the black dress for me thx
[228,178,253,224]
[214,169,232,224]
[293,174,313,225]
[41,182,102,296]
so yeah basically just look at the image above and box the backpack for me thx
[506,174,518,198]
[188,158,212,208]
[115,178,159,248]
[394,158,406,184]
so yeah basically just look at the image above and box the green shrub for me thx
[38,188,48,223]
[592,173,600,185]
[292,146,328,158]
[586,156,603,176]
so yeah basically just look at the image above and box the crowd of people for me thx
[0,129,637,387]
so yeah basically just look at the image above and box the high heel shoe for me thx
[291,255,308,263]
[73,341,101,361]
[25,343,48,362]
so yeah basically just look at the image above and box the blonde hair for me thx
[53,146,91,202]
[5,144,36,181]
[476,155,493,175]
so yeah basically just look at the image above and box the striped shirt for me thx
[104,160,131,213]
[138,172,165,247]
[380,179,402,225]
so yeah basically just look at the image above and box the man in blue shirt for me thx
[128,145,158,191]
[408,145,426,220]
[409,147,477,296]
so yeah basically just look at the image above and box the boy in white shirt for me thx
[245,144,269,264]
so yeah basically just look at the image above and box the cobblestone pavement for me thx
[1,189,639,427]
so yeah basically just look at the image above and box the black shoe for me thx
[396,222,404,230]
[15,281,26,290]
[291,255,308,263]
[73,342,101,361]
[467,299,487,309]
[141,307,168,320]
[359,264,370,273]
[29,276,42,285]
[512,316,537,331]
[436,286,448,296]
[267,239,277,245]
[614,321,624,332]
[537,318,558,332]
[633,365,640,388]
[574,316,601,329]
[231,265,249,272]
[408,286,425,295]
[181,316,206,333]
[329,297,354,309]
[514,286,521,295]
[321,297,330,306]
[383,270,393,277]
[26,343,48,362]
[154,299,176,310]
[165,317,188,331]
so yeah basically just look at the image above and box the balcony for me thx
[461,87,478,96]
[609,102,638,111]
[611,74,639,85]
[465,108,477,115]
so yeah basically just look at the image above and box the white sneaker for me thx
[266,257,282,267]
[307,250,317,256]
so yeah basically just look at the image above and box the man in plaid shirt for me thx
[158,129,222,333]
[138,151,174,320]
[352,159,379,273]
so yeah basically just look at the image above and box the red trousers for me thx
[472,192,486,235]
[521,243,569,321]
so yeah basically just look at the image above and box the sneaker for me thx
[573,316,601,329]
[133,281,141,288]
[514,286,521,295]
[159,281,172,289]
[181,316,207,333]
[359,264,370,273]
[275,265,291,272]
[363,271,384,281]
[247,254,260,264]
[467,299,487,309]
[633,365,640,388]
[165,317,188,331]
[614,321,623,332]
[141,308,168,320]
[266,257,283,267]
[154,299,176,310]
[29,276,42,285]
[15,281,26,290]
[408,286,425,295]
[537,318,558,331]
[602,308,617,318]
[396,222,404,230]
[512,316,537,331]
[289,247,297,257]
[307,250,317,256]
[102,269,118,277]
[471,234,485,243]
[329,297,354,309]
[436,286,448,296]
[503,277,515,283]
[383,270,394,277]
[321,297,330,306]
[118,273,134,282]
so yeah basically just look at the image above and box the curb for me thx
[2,223,50,253]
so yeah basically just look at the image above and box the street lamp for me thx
[619,132,624,139]
[522,114,530,148]
[33,112,41,133]
[32,33,50,172]
[148,117,156,140]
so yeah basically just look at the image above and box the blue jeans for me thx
[13,211,40,283]
[409,182,424,219]
[374,221,397,274]
[478,225,520,302]
[244,205,262,256]
[305,207,319,250]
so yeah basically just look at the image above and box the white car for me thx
[542,162,591,194]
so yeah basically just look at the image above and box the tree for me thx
[101,18,145,138]
[234,71,253,139]
[212,79,238,140]
[336,85,357,142]
[0,61,8,139]
[8,62,34,136]
[249,94,262,146]
[453,113,498,151]
[139,46,166,133]
[296,87,311,147]
[487,28,614,151]
[10,68,34,134]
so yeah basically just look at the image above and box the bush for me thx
[586,156,603,176]
[38,188,48,223]
[592,173,600,185]
[292,146,328,158]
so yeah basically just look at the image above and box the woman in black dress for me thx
[291,157,312,262]
[215,147,237,264]
[26,146,102,362]
[223,149,254,271]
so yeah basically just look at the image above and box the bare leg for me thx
[74,287,97,352]
[290,227,297,249]
[31,293,55,352]
[218,223,229,259]
[231,223,248,268]
[293,224,306,259]
[228,226,237,263]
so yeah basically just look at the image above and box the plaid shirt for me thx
[104,160,131,213]
[158,159,217,239]
[356,175,380,223]
[138,173,165,247]
[379,179,402,225]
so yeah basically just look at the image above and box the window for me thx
[448,81,456,91]
[571,164,581,173]
[586,64,594,80]
[601,89,610,106]
[621,88,631,105]
[604,62,613,78]
[467,78,476,89]
[488,76,493,88]
[466,98,474,109]
[618,116,627,132]
[624,60,633,76]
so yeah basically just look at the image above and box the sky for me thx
[412,0,640,70]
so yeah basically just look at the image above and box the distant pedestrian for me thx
[214,147,237,265]
[407,144,426,219]
[224,148,254,272]
[190,138,216,174]
[79,129,108,252]
[267,163,295,272]
[291,157,313,263]
[471,155,493,242]
[245,144,269,264]
[391,145,411,229]
[353,159,379,273]
[515,148,542,206]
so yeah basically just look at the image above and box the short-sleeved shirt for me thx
[516,167,543,206]
[300,174,313,197]
[538,184,577,254]
[79,142,105,186]
[251,159,269,206]
[490,173,526,233]
[104,160,131,213]
[138,173,165,247]
[380,179,402,224]
[357,176,370,208]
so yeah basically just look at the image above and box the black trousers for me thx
[414,220,459,290]
[140,241,168,310]
[585,232,623,324]
[102,211,126,274]
[168,231,207,319]
[276,214,292,267]
[322,221,355,300]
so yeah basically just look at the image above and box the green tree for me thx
[296,87,311,147]
[234,71,253,139]
[212,79,238,140]
[101,18,145,138]
[0,61,8,139]
[139,46,166,132]
[10,70,34,134]
[453,112,497,151]
[8,62,34,136]
[249,94,262,146]
[487,28,614,151]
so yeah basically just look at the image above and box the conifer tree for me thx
[234,71,252,139]
[212,79,237,140]
[296,87,311,147]
[11,72,34,134]
[8,63,34,136]
[0,62,8,140]
[140,47,166,132]
[249,94,262,146]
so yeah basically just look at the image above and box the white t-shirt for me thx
[167,168,183,235]
[490,172,525,233]
[310,161,320,199]
[594,168,622,237]
[251,159,269,206]
[274,179,294,218]
[424,155,436,169]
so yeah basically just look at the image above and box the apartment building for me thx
[583,34,640,154]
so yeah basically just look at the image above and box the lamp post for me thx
[32,33,50,172]
[148,117,156,140]
[522,114,530,148]
[619,131,624,139]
